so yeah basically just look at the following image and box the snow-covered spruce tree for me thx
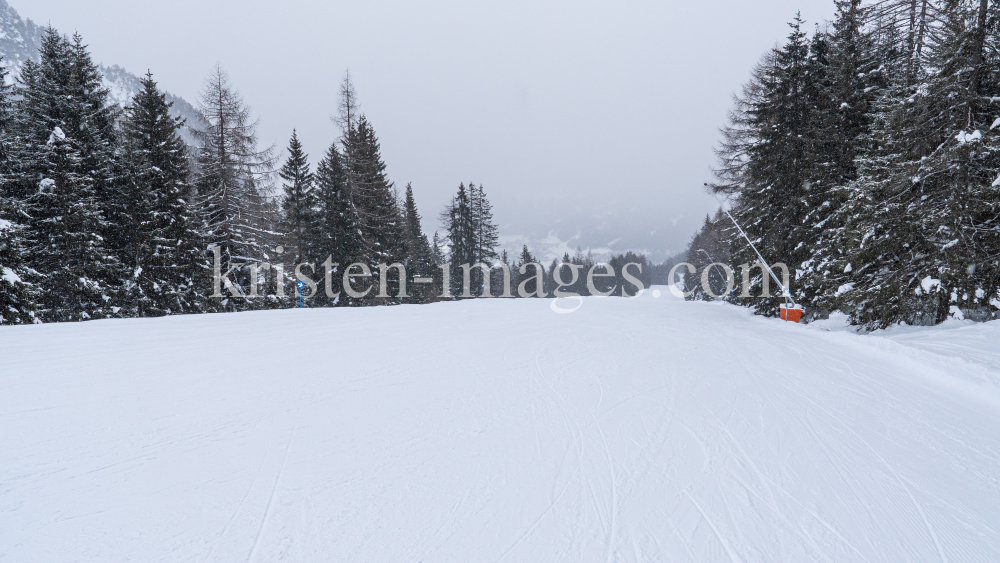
[492,248,512,297]
[0,207,33,324]
[705,54,772,305]
[564,247,595,296]
[120,72,208,317]
[431,231,445,266]
[793,5,911,321]
[511,245,541,297]
[278,130,317,265]
[808,6,870,185]
[16,30,129,268]
[609,252,651,296]
[469,183,499,295]
[544,257,560,296]
[709,17,822,316]
[344,116,404,302]
[441,183,475,297]
[836,0,1000,328]
[26,126,122,321]
[0,56,34,324]
[312,142,364,306]
[810,18,916,326]
[908,0,1000,323]
[191,66,278,311]
[14,28,124,322]
[868,0,938,86]
[797,0,878,313]
[402,182,437,303]
[470,183,499,263]
[430,230,446,294]
[438,182,499,298]
[65,32,127,258]
[683,210,736,301]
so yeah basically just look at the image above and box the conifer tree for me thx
[27,126,122,321]
[545,257,561,296]
[191,66,277,310]
[709,17,818,315]
[0,230,31,323]
[15,28,124,321]
[468,183,499,295]
[0,57,34,324]
[120,72,207,316]
[512,245,541,297]
[822,0,872,185]
[65,32,125,256]
[13,30,127,263]
[441,183,475,296]
[279,130,317,264]
[334,70,361,140]
[0,209,33,324]
[431,230,446,295]
[432,232,445,265]
[741,16,813,312]
[797,0,877,312]
[440,182,498,297]
[469,183,499,264]
[683,210,735,301]
[345,116,404,263]
[700,0,1000,327]
[492,248,511,297]
[402,183,436,303]
[344,116,404,301]
[313,142,364,306]
[836,0,1000,328]
[609,252,651,297]
[868,0,935,85]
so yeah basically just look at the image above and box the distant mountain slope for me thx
[0,0,40,73]
[0,0,204,139]
[97,64,205,140]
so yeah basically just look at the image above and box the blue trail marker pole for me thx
[296,280,304,308]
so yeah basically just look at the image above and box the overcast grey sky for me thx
[23,0,836,261]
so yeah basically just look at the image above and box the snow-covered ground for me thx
[2,289,1000,562]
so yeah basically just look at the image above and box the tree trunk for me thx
[971,0,990,95]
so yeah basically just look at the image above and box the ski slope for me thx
[2,289,1000,562]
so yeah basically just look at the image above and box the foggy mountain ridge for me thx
[492,193,690,263]
[496,211,685,264]
[0,0,204,141]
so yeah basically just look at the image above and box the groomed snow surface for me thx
[3,288,1000,562]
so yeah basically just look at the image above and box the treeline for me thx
[683,0,1000,329]
[437,184,652,297]
[0,26,427,322]
[0,27,657,324]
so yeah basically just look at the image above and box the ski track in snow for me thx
[2,290,1000,561]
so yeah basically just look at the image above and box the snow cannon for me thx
[710,192,803,324]
[780,304,803,323]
